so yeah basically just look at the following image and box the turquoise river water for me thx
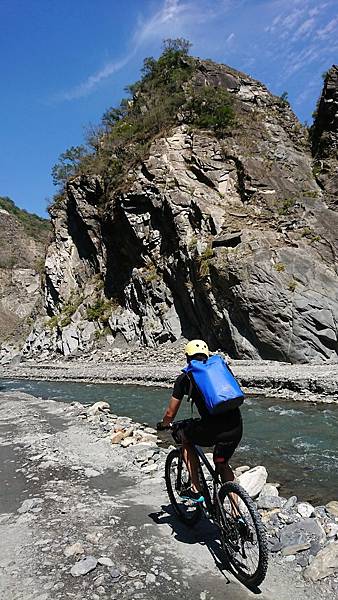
[1,378,337,505]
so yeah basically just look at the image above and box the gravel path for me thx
[0,390,336,600]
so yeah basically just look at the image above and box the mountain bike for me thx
[164,419,268,588]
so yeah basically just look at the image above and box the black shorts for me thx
[182,416,243,463]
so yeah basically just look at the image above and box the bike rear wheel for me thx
[165,448,202,526]
[217,481,268,587]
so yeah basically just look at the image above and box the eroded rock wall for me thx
[24,61,338,363]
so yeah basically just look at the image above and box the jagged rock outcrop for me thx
[24,60,338,363]
[311,65,338,207]
[0,200,50,361]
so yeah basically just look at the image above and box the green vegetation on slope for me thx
[0,196,51,242]
[51,38,235,201]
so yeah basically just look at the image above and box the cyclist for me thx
[157,340,243,502]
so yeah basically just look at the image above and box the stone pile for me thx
[240,468,338,583]
[78,400,338,586]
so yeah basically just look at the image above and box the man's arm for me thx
[159,396,182,429]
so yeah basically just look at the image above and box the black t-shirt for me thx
[172,371,241,428]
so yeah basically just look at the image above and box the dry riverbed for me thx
[2,349,338,403]
[1,391,338,600]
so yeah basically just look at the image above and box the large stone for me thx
[297,502,314,518]
[279,518,326,549]
[64,543,85,558]
[111,431,124,444]
[70,556,97,577]
[326,501,338,518]
[257,495,282,510]
[238,466,268,498]
[304,543,338,581]
[87,401,110,416]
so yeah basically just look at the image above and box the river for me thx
[1,378,337,505]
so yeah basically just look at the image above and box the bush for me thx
[277,197,296,215]
[86,298,117,323]
[187,86,234,135]
[274,262,285,272]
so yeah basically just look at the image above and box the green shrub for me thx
[187,86,234,136]
[142,263,158,283]
[197,245,214,278]
[278,197,296,215]
[86,298,116,323]
[288,279,297,292]
[274,262,285,272]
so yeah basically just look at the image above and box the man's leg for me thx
[181,436,202,493]
[216,460,235,484]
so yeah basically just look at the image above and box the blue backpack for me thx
[183,354,244,415]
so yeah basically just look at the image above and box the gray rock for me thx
[109,567,122,581]
[17,498,43,514]
[97,557,114,567]
[279,518,326,549]
[304,542,338,581]
[257,495,282,510]
[297,502,314,518]
[283,496,298,511]
[145,573,156,585]
[70,556,97,577]
[64,542,85,557]
[238,466,267,498]
[281,543,311,556]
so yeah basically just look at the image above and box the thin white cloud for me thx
[226,32,235,45]
[317,16,338,38]
[57,0,194,101]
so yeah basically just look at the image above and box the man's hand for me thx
[156,421,168,431]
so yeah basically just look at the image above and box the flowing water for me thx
[1,378,337,505]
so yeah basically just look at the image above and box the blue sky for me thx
[1,0,337,217]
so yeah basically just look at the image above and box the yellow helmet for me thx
[185,339,209,358]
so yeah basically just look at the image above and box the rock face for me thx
[23,61,338,362]
[0,199,50,361]
[311,65,338,208]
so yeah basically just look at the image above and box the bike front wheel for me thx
[165,448,202,527]
[217,481,268,587]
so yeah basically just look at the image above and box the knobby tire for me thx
[217,481,268,587]
[165,448,202,527]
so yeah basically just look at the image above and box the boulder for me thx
[257,495,282,510]
[261,483,279,497]
[70,556,97,577]
[111,431,124,444]
[87,401,110,416]
[120,437,134,448]
[297,502,315,518]
[238,466,268,498]
[283,496,298,510]
[281,543,311,556]
[64,542,85,557]
[326,501,338,518]
[303,543,338,581]
[279,518,326,549]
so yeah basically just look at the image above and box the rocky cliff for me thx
[0,198,51,361]
[23,58,338,363]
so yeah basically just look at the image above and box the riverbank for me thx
[2,352,338,403]
[1,390,338,599]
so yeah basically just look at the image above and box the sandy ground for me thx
[0,390,336,600]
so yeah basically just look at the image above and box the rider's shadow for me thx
[148,503,231,582]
